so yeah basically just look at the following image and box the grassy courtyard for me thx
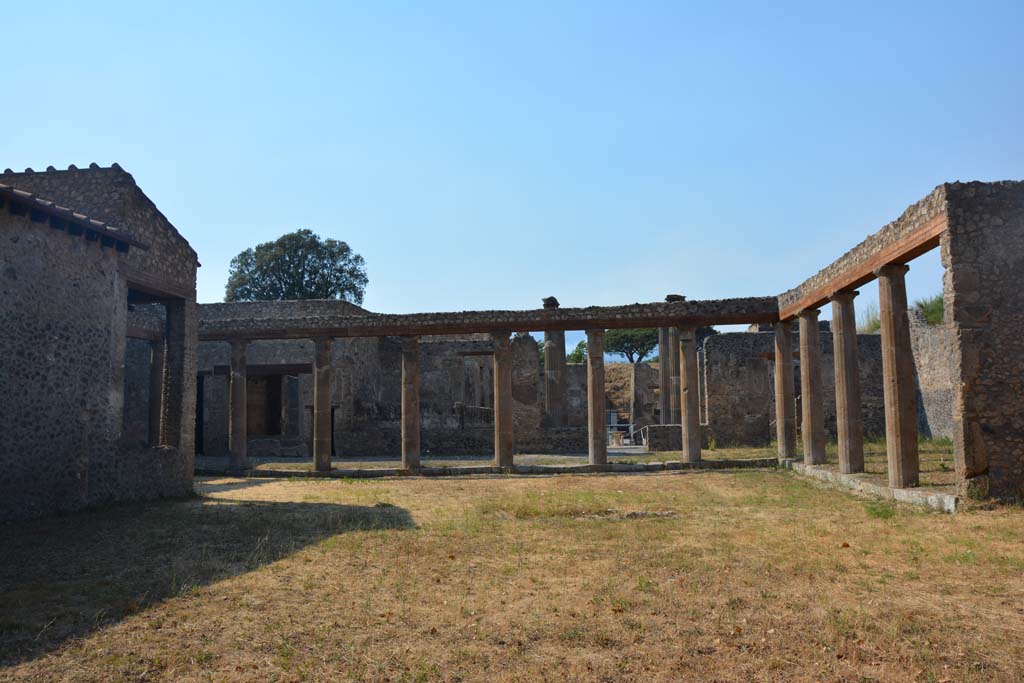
[2,465,1023,682]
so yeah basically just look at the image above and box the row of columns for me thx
[226,336,336,472]
[773,264,919,488]
[222,322,705,473]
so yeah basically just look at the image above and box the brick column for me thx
[542,298,568,427]
[773,321,797,460]
[876,264,919,488]
[491,332,514,467]
[678,327,701,463]
[401,336,421,470]
[831,290,865,474]
[228,338,248,471]
[587,329,607,465]
[798,309,826,465]
[668,326,682,424]
[148,339,166,447]
[313,337,334,472]
[658,327,671,423]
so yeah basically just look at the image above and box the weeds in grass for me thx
[865,501,896,519]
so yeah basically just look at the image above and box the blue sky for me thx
[4,1,1022,352]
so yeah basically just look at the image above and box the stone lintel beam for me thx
[678,326,701,463]
[798,309,826,465]
[830,290,865,474]
[228,338,248,471]
[491,331,514,467]
[876,264,919,488]
[586,329,607,465]
[401,336,421,470]
[313,337,334,472]
[777,189,949,320]
[197,297,780,342]
[773,321,797,460]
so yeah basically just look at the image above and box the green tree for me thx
[567,340,587,363]
[605,328,659,364]
[913,294,944,325]
[225,229,368,303]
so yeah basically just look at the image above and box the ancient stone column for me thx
[678,327,701,463]
[831,290,865,474]
[313,337,334,472]
[773,321,797,461]
[798,310,826,465]
[668,326,682,424]
[876,264,919,488]
[228,339,248,471]
[587,329,607,465]
[491,331,514,467]
[658,327,671,423]
[401,336,421,470]
[148,339,166,447]
[542,297,568,427]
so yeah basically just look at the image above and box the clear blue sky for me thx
[4,1,1022,351]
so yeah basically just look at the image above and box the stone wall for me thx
[908,310,955,440]
[1,165,199,298]
[702,327,886,448]
[0,206,194,520]
[943,181,1024,497]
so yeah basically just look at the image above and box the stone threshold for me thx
[781,460,959,513]
[198,457,778,480]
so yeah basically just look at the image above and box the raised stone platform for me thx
[781,460,959,513]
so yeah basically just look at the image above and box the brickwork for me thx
[0,165,197,521]
[943,181,1024,497]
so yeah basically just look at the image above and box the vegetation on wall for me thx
[914,294,944,325]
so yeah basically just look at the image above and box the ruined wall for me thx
[566,364,587,427]
[630,363,659,428]
[908,310,955,440]
[943,181,1024,497]
[702,327,885,447]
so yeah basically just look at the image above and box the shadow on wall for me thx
[0,487,415,667]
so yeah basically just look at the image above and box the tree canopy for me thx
[225,229,368,303]
[567,340,587,363]
[605,328,659,364]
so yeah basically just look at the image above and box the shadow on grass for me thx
[0,495,414,667]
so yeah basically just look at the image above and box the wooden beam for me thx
[779,214,946,320]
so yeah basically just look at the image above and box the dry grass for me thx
[196,446,775,473]
[3,464,1024,682]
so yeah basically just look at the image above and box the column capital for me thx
[874,263,910,278]
[676,325,697,340]
[400,335,419,350]
[489,330,512,348]
[312,335,334,345]
[585,328,605,339]
[829,289,860,303]
[796,307,820,320]
[229,338,249,350]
